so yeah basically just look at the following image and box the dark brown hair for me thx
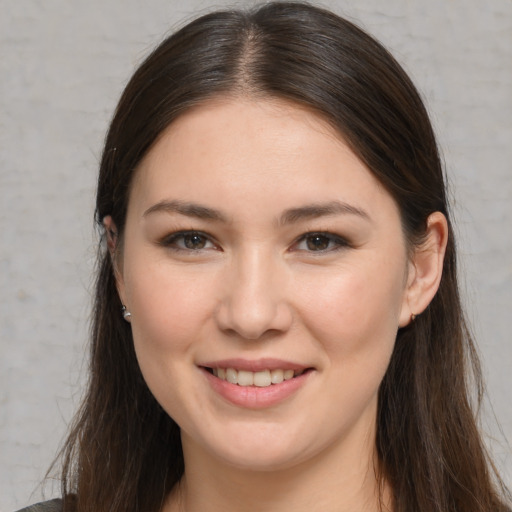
[56,2,510,511]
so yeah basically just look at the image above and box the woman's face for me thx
[117,98,414,472]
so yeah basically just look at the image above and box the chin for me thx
[216,445,308,473]
[184,421,315,472]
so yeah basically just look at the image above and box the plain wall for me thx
[1,0,511,510]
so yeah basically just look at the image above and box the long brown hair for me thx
[56,2,510,511]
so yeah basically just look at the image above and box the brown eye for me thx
[183,233,208,249]
[293,232,349,253]
[161,231,216,251]
[306,234,331,251]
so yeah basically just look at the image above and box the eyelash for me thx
[159,230,350,254]
[159,231,218,252]
[292,232,350,253]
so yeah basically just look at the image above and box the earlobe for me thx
[399,211,449,327]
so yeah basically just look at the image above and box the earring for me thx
[411,313,416,322]
[122,305,132,322]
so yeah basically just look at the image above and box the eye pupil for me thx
[307,235,330,251]
[184,234,206,249]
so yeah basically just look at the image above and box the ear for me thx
[103,215,118,256]
[103,215,127,304]
[399,211,448,327]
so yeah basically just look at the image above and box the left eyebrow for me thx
[279,201,371,225]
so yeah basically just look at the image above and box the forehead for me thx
[139,97,346,172]
[129,97,398,223]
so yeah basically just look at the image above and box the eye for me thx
[161,231,216,251]
[293,232,348,252]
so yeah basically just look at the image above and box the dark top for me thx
[15,499,62,512]
[15,497,512,512]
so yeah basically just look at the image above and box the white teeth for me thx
[253,370,271,387]
[237,370,254,386]
[212,367,305,387]
[284,369,294,380]
[226,368,238,384]
[270,369,284,384]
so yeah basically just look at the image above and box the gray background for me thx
[1,0,511,510]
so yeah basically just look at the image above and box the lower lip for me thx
[201,368,312,409]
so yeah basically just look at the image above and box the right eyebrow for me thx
[142,199,228,222]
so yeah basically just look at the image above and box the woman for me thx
[19,2,510,511]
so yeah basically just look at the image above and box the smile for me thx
[210,368,306,387]
[199,359,313,408]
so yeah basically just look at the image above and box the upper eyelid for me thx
[158,229,349,248]
[160,230,217,247]
[291,231,350,250]
[295,231,348,243]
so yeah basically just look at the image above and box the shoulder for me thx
[15,499,62,512]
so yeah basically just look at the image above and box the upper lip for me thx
[199,358,310,372]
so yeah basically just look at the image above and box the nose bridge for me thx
[216,244,291,339]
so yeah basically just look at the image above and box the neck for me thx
[164,427,390,512]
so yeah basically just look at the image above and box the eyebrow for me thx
[142,199,370,224]
[143,199,227,222]
[279,201,370,225]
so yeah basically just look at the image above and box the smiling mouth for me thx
[204,367,309,387]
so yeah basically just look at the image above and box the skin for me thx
[108,98,447,512]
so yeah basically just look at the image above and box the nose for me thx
[215,249,293,340]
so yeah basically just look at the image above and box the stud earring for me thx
[122,305,132,322]
[411,313,416,322]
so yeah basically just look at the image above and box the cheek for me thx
[296,258,405,362]
[124,257,220,359]
[123,260,221,419]
[296,263,405,429]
